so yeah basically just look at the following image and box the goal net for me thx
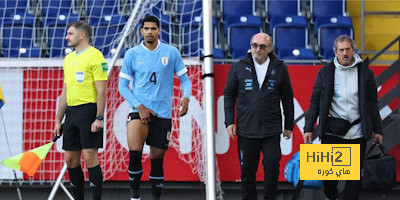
[0,0,222,197]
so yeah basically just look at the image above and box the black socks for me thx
[129,150,143,198]
[88,165,103,200]
[68,166,84,200]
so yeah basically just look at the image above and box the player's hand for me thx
[54,122,62,137]
[283,129,292,139]
[179,97,190,116]
[137,104,155,124]
[373,133,383,146]
[226,124,236,139]
[303,132,312,144]
[91,119,104,133]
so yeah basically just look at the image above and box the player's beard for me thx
[146,40,154,44]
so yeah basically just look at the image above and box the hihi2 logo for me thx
[300,144,360,180]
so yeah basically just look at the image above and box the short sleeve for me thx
[91,49,108,81]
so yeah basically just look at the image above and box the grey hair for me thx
[333,35,357,52]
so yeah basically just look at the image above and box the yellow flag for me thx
[0,83,5,109]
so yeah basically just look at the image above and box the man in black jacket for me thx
[224,33,294,200]
[304,35,383,200]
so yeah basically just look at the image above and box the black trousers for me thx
[321,135,367,200]
[238,135,281,200]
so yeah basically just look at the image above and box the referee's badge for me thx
[75,71,85,83]
[161,57,168,66]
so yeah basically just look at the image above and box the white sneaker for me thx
[131,198,140,200]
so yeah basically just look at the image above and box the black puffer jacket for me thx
[224,52,294,138]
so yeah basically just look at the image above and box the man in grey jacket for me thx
[304,35,383,200]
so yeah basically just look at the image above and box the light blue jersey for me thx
[118,40,191,119]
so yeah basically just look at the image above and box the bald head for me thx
[250,33,272,64]
[250,33,271,44]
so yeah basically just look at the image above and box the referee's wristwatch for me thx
[96,115,104,121]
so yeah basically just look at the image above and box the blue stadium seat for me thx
[278,48,315,60]
[3,0,28,16]
[152,13,173,45]
[88,0,120,25]
[2,13,41,57]
[177,0,203,24]
[91,14,127,57]
[222,0,255,21]
[271,16,308,54]
[45,14,80,57]
[266,0,301,22]
[42,0,74,17]
[181,16,221,57]
[311,0,345,22]
[317,16,353,59]
[226,15,263,58]
[88,0,119,15]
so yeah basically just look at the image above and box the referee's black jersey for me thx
[224,53,294,138]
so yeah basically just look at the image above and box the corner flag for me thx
[0,83,4,109]
[1,142,54,176]
[1,127,62,176]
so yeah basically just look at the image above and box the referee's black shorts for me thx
[62,103,103,150]
[128,113,172,150]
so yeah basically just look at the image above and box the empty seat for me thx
[311,0,345,22]
[317,16,353,59]
[278,48,315,60]
[42,0,74,17]
[181,16,220,57]
[266,0,301,22]
[177,0,202,24]
[88,0,120,25]
[91,14,127,57]
[271,16,308,53]
[153,13,173,45]
[2,13,41,57]
[226,15,263,58]
[222,0,255,21]
[45,14,80,57]
[3,0,29,16]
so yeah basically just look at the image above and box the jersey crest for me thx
[161,57,168,66]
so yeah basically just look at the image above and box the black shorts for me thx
[62,103,103,150]
[128,113,172,150]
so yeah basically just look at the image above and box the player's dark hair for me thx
[141,15,160,28]
[67,21,91,39]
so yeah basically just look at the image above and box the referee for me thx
[54,21,107,200]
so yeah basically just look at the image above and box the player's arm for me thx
[173,48,191,117]
[118,75,154,124]
[119,53,154,123]
[178,72,191,116]
[54,84,67,136]
[91,80,106,132]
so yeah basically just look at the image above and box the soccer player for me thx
[118,15,191,200]
[54,21,107,200]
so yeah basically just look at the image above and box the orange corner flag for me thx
[1,142,54,176]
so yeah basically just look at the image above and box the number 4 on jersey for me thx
[150,72,156,85]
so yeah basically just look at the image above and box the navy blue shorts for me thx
[128,113,172,150]
[62,103,103,150]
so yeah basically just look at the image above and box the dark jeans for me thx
[321,135,367,200]
[238,135,281,200]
